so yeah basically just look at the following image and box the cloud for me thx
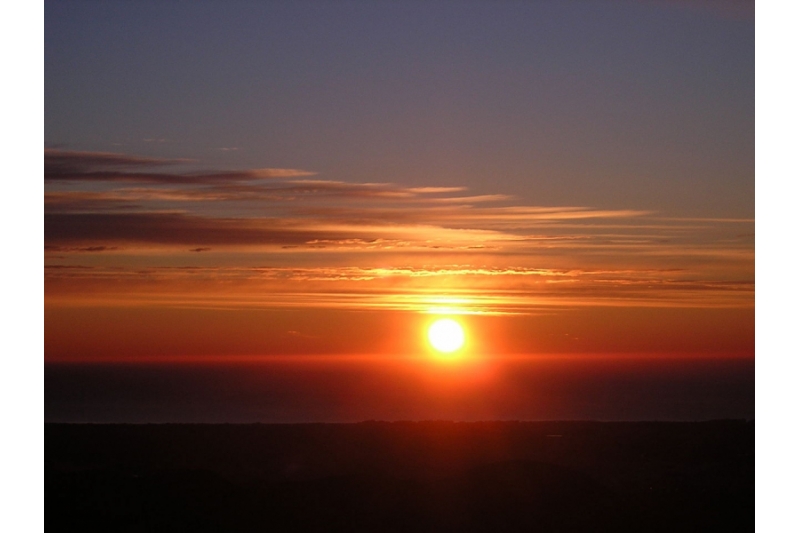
[44,212,343,247]
[45,191,140,212]
[426,194,513,204]
[43,149,754,316]
[43,211,514,251]
[45,168,318,185]
[44,149,316,184]
[44,245,119,253]
[42,149,747,259]
[289,204,652,231]
[44,149,190,171]
[406,187,466,194]
[44,263,755,313]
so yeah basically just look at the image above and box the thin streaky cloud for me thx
[44,212,356,247]
[43,149,753,318]
[650,216,755,224]
[45,149,316,183]
[44,168,318,184]
[44,149,192,170]
[44,270,754,314]
[426,194,513,204]
[407,187,467,194]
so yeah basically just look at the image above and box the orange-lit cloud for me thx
[44,150,753,360]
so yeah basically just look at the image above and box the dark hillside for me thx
[46,421,753,532]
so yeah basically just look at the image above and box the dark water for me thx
[45,355,754,423]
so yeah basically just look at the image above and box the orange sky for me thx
[44,149,753,363]
[41,2,756,424]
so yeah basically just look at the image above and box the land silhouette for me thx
[47,420,753,532]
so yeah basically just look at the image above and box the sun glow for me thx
[427,318,466,354]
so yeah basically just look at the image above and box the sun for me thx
[427,318,466,354]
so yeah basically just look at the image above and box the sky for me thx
[43,0,754,422]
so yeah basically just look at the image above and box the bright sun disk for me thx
[427,318,465,354]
